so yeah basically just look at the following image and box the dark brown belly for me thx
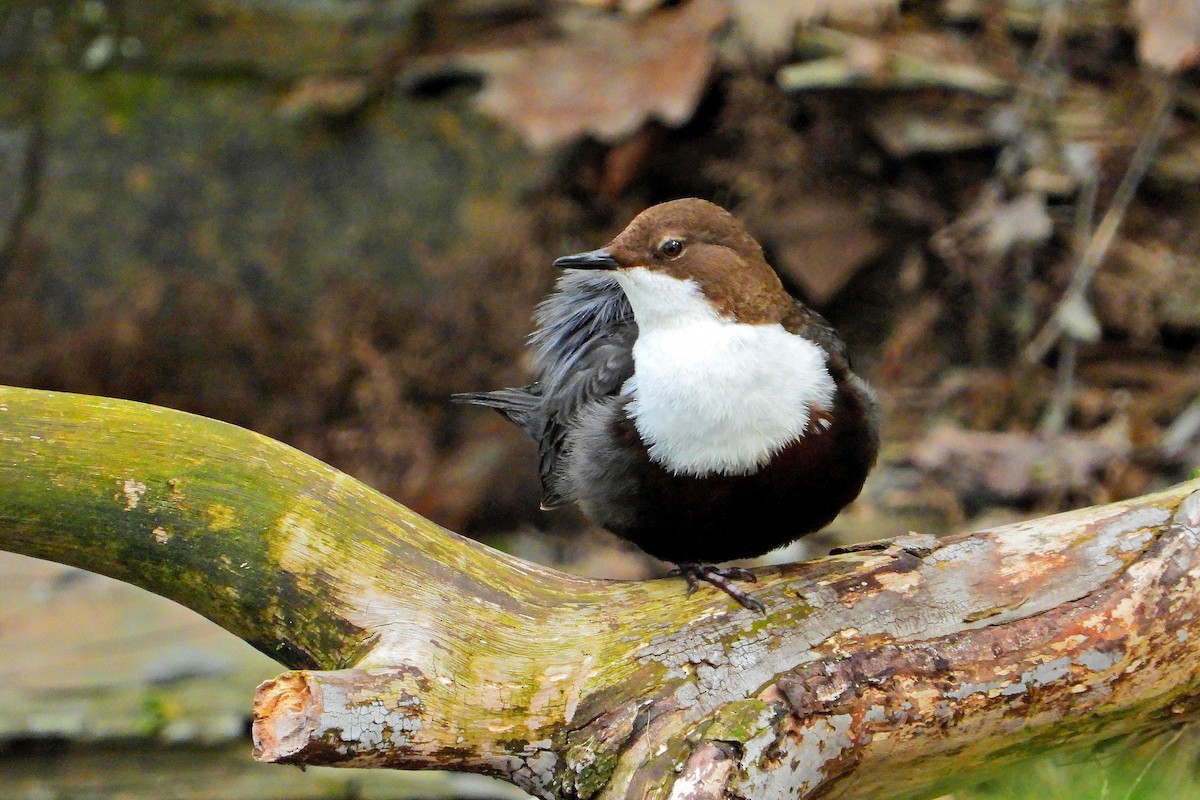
[599,391,878,564]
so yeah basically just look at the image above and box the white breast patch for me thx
[614,268,836,477]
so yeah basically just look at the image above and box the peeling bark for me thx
[2,385,1200,800]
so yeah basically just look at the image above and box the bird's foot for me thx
[668,563,765,613]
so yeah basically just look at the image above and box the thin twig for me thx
[1040,336,1076,434]
[1038,130,1100,433]
[1025,74,1180,363]
[996,0,1068,182]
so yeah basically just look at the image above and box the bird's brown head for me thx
[553,199,793,325]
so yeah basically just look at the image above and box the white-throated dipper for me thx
[456,198,880,611]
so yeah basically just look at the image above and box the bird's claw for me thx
[669,563,766,613]
[722,567,758,583]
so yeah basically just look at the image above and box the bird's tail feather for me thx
[452,388,541,437]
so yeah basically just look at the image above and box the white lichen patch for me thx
[333,683,422,755]
[1101,507,1171,540]
[863,705,888,724]
[950,657,1075,700]
[1176,490,1200,529]
[734,714,854,799]
[675,681,702,708]
[669,771,704,800]
[1075,648,1122,672]
[946,680,1006,700]
[514,748,560,798]
[120,479,147,510]
[1023,656,1071,687]
[1116,530,1155,553]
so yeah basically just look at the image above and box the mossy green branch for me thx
[0,384,624,669]
[1,386,397,667]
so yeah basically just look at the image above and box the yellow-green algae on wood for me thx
[0,386,378,667]
[703,698,774,744]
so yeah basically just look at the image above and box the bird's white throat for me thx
[614,268,836,476]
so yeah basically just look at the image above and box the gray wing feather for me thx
[530,271,634,396]
[455,271,636,507]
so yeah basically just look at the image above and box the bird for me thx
[455,198,880,611]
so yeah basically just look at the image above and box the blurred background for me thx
[1,0,1199,798]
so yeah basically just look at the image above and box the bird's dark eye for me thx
[659,238,684,258]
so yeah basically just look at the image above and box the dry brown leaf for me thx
[1132,0,1200,71]
[469,0,728,150]
[752,193,884,304]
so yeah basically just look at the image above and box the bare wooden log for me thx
[2,384,1199,800]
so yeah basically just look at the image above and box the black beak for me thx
[553,248,619,270]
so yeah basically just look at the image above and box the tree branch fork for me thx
[1,386,1199,800]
